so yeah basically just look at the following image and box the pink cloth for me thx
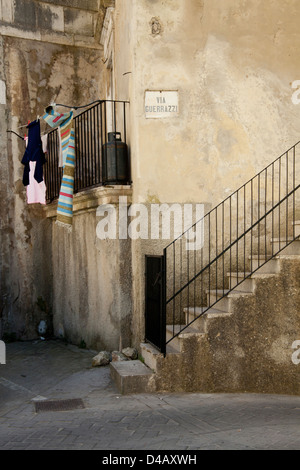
[26,161,46,205]
[24,136,46,205]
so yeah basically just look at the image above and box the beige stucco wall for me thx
[111,0,300,347]
[125,0,300,206]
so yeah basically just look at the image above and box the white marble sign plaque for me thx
[145,91,179,118]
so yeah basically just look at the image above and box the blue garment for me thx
[21,120,46,186]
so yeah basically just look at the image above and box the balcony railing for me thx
[44,100,130,203]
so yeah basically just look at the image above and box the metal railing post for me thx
[161,248,167,357]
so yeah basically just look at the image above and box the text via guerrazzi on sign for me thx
[145,91,179,118]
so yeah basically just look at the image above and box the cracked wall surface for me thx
[0,0,106,341]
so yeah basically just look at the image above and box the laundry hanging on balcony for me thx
[42,106,75,229]
[21,119,47,205]
[24,133,47,205]
[21,120,46,186]
[57,128,64,167]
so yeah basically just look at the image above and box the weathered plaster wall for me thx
[2,0,299,356]
[0,0,106,340]
[0,0,104,48]
[113,0,133,104]
[129,0,300,206]
[111,0,300,348]
[154,257,300,395]
[51,206,132,351]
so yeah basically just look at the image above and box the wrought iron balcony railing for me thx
[44,100,130,203]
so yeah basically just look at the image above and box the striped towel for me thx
[42,107,75,229]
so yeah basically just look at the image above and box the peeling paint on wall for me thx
[0,1,107,342]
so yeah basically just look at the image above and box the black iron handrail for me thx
[166,187,299,306]
[44,100,130,202]
[165,140,300,250]
[162,141,300,353]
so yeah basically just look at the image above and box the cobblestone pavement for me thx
[0,339,299,451]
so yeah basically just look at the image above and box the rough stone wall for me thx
[0,0,105,47]
[0,0,106,341]
[155,257,300,395]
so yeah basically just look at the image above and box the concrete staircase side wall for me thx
[149,256,300,395]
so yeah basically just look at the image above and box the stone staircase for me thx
[110,221,300,395]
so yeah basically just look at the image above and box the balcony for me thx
[44,100,131,203]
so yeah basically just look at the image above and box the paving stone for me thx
[0,340,299,450]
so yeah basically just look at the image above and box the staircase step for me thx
[166,324,201,336]
[227,289,254,298]
[166,324,203,351]
[184,306,230,317]
[141,342,179,371]
[251,272,278,279]
[249,255,280,273]
[205,290,231,311]
[184,306,231,323]
[226,272,255,292]
[206,288,254,310]
[271,238,300,255]
[228,271,277,280]
[206,287,253,299]
[109,360,156,395]
[292,220,300,237]
[183,306,206,331]
[184,306,232,333]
